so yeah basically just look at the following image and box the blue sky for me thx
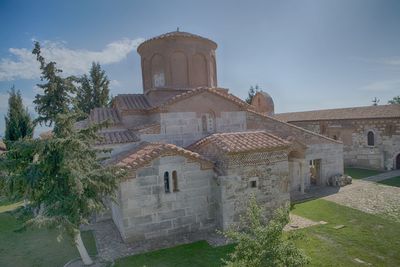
[1,0,400,135]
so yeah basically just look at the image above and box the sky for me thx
[0,0,400,135]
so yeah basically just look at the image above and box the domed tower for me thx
[137,31,218,96]
[251,91,275,115]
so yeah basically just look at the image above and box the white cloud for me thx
[109,79,122,88]
[0,37,144,81]
[379,57,400,66]
[359,79,400,92]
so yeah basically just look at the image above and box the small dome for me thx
[251,91,274,115]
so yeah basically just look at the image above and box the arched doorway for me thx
[396,154,400,169]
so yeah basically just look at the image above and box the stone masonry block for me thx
[159,209,186,221]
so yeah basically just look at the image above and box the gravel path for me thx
[323,171,400,222]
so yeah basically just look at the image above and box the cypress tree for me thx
[32,41,76,126]
[2,114,126,265]
[4,86,34,147]
[75,62,110,115]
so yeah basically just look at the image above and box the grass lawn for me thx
[115,241,233,267]
[0,201,97,267]
[378,176,400,187]
[291,199,400,266]
[116,199,400,267]
[344,167,382,179]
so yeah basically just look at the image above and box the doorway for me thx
[309,159,321,185]
[396,154,400,170]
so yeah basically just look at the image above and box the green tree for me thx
[75,62,110,115]
[222,196,309,267]
[32,41,76,126]
[1,114,126,265]
[4,86,34,147]
[388,96,400,104]
[245,85,261,104]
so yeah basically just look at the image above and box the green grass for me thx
[291,199,400,266]
[116,199,400,267]
[344,167,382,179]
[0,201,97,267]
[378,176,400,187]
[115,241,233,267]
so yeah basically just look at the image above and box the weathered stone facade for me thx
[81,31,344,242]
[281,117,400,170]
[111,155,216,242]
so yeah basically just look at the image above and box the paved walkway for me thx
[361,169,400,182]
[293,170,400,222]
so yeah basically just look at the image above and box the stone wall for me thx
[141,111,246,147]
[111,155,216,242]
[215,159,290,230]
[292,118,400,170]
[246,111,344,186]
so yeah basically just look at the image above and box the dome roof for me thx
[251,91,275,115]
[137,31,217,53]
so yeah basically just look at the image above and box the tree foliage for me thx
[245,85,261,104]
[1,114,126,264]
[4,86,34,147]
[222,196,309,267]
[75,62,110,115]
[388,96,400,104]
[32,42,76,126]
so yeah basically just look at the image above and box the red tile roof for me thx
[189,131,291,153]
[89,108,121,124]
[114,94,152,111]
[0,140,6,152]
[97,130,139,145]
[152,87,251,111]
[110,87,252,113]
[137,31,217,52]
[274,104,400,122]
[115,142,213,171]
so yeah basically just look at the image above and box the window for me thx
[164,172,170,193]
[172,171,178,192]
[367,131,375,146]
[333,135,338,140]
[201,115,207,132]
[250,180,257,188]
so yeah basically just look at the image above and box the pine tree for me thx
[2,113,126,265]
[245,85,261,104]
[32,41,76,126]
[75,62,110,115]
[4,86,34,147]
[388,96,400,104]
[222,196,309,267]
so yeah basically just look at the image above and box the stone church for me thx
[275,105,400,171]
[82,31,344,242]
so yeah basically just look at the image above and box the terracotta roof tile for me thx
[96,130,139,145]
[89,108,121,124]
[274,104,400,122]
[115,142,213,171]
[111,87,251,113]
[114,94,152,110]
[152,87,251,111]
[189,131,291,153]
[0,140,6,151]
[137,31,217,52]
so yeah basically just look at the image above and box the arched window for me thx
[172,171,178,192]
[202,115,207,133]
[164,171,170,193]
[367,131,375,146]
